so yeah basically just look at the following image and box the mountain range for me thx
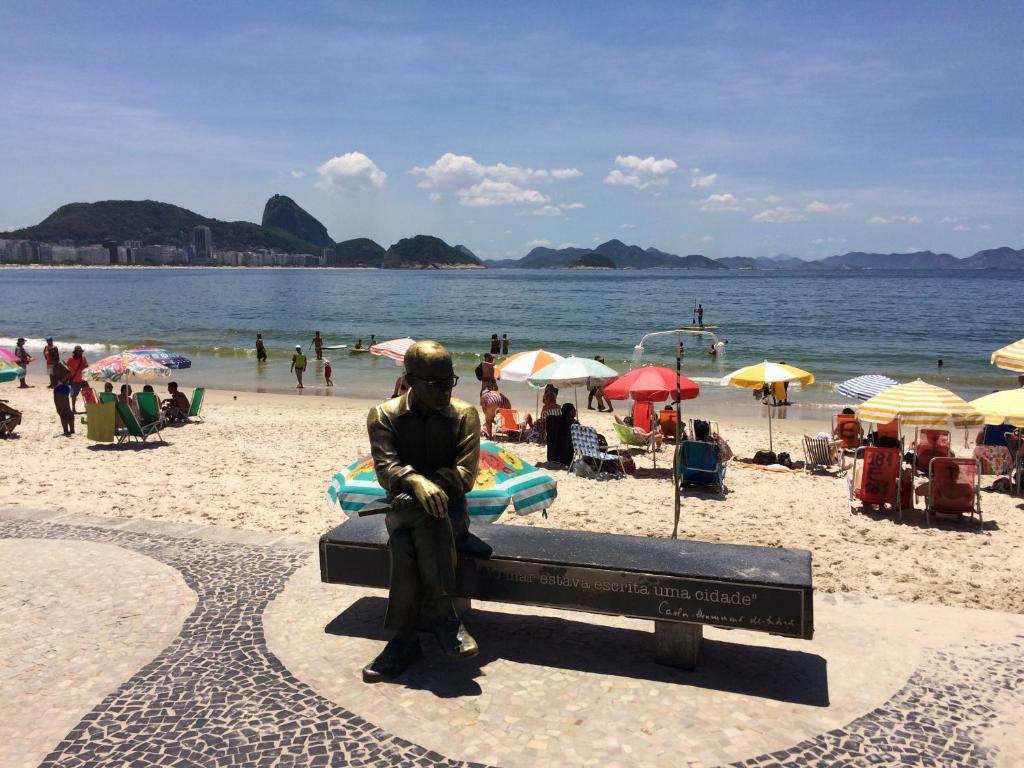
[3,197,1022,270]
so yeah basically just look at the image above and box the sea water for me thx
[2,267,1019,418]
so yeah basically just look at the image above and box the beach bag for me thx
[777,452,793,469]
[753,450,776,465]
[474,362,484,381]
[615,451,636,475]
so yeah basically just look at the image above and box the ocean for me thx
[2,266,1019,419]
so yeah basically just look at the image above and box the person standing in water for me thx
[309,331,324,361]
[697,304,704,328]
[291,345,307,388]
[501,333,509,355]
[256,333,267,362]
[489,334,500,355]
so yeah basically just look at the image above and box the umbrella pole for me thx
[672,331,682,539]
[768,399,774,453]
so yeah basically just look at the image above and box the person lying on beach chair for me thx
[0,400,22,438]
[161,381,190,423]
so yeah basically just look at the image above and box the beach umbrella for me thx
[87,352,171,381]
[857,379,983,427]
[0,349,19,365]
[369,337,415,364]
[721,360,815,452]
[527,356,619,408]
[603,365,700,403]
[969,389,1024,428]
[0,359,24,384]
[835,374,898,401]
[325,441,557,523]
[127,347,192,369]
[495,349,564,382]
[991,338,1024,373]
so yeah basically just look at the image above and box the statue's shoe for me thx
[436,616,479,659]
[362,634,422,683]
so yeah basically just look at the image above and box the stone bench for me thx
[319,516,813,669]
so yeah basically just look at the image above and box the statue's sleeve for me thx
[451,405,481,494]
[367,405,416,493]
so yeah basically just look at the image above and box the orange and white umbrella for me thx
[991,338,1024,373]
[495,349,564,382]
[369,337,415,364]
[857,379,983,427]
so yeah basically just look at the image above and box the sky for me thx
[2,1,1022,260]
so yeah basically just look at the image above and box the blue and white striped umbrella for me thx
[835,374,898,401]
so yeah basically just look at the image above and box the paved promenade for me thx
[2,507,1023,767]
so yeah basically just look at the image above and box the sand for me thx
[3,385,1022,614]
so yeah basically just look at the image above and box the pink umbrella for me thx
[0,349,18,364]
[370,337,416,364]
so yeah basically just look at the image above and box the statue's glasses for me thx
[408,374,459,391]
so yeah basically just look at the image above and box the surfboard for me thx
[678,325,720,331]
[349,348,371,355]
[322,344,349,350]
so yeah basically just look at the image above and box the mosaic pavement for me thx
[2,507,1023,767]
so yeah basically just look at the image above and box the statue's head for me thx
[405,340,457,411]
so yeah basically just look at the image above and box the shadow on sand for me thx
[326,596,829,705]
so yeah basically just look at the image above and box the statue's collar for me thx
[396,391,454,419]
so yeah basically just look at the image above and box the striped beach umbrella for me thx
[721,360,814,452]
[127,347,192,369]
[527,356,619,389]
[495,349,564,382]
[857,379,983,427]
[326,441,557,523]
[991,338,1024,373]
[0,358,24,384]
[970,389,1024,428]
[835,374,898,401]
[369,337,416,364]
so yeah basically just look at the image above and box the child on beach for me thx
[53,365,74,436]
[324,360,334,386]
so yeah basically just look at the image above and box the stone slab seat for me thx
[319,515,813,670]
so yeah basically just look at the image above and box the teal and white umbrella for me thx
[527,356,619,389]
[326,441,557,523]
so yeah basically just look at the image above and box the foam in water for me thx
[0,336,115,355]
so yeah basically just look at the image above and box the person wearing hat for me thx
[65,345,89,412]
[14,338,32,389]
[290,345,307,389]
[42,337,60,388]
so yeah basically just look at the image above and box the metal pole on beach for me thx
[672,329,682,539]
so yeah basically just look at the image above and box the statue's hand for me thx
[406,475,449,518]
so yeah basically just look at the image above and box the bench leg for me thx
[453,597,472,618]
[654,621,702,670]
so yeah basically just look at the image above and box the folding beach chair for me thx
[115,401,164,445]
[630,401,654,432]
[658,408,680,442]
[802,434,842,474]
[98,391,117,405]
[913,428,951,475]
[80,386,98,406]
[848,446,902,517]
[495,408,526,441]
[688,419,720,441]
[135,391,166,429]
[677,441,727,497]
[924,457,982,528]
[545,415,573,467]
[569,423,624,477]
[832,413,864,452]
[870,418,902,451]
[186,387,205,423]
[612,419,658,466]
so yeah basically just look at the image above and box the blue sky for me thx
[2,1,1022,259]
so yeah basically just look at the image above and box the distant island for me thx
[2,196,1022,270]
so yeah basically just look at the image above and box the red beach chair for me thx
[848,446,902,517]
[658,408,679,441]
[924,457,981,528]
[832,413,863,451]
[914,429,951,475]
[80,386,98,406]
[496,408,525,442]
[631,401,654,432]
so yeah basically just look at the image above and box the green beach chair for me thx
[186,387,205,422]
[98,391,117,404]
[612,419,659,466]
[135,391,166,429]
[114,401,164,445]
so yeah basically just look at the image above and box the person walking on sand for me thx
[14,338,32,388]
[43,337,59,388]
[66,345,89,414]
[256,333,267,362]
[291,345,307,388]
[587,356,613,412]
[309,331,324,361]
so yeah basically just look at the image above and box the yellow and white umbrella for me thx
[721,360,815,451]
[991,338,1024,373]
[857,379,983,427]
[970,389,1024,428]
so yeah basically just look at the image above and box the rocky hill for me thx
[383,235,484,269]
[325,238,386,267]
[3,200,321,254]
[261,194,333,248]
[962,246,1024,269]
[567,252,615,269]
[488,240,723,269]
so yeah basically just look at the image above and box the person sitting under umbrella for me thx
[161,382,190,422]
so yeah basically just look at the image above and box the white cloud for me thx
[698,193,745,212]
[812,236,847,245]
[907,215,924,224]
[550,168,583,180]
[428,192,442,202]
[953,224,970,232]
[752,207,805,223]
[763,195,783,204]
[805,200,852,213]
[689,168,717,188]
[701,235,714,242]
[525,239,552,248]
[866,214,923,225]
[604,155,678,189]
[503,229,513,234]
[620,223,637,229]
[559,242,580,249]
[289,169,305,179]
[941,216,960,224]
[315,152,386,193]
[532,205,564,217]
[456,180,549,207]
[563,202,585,210]
[866,216,890,225]
[980,224,992,230]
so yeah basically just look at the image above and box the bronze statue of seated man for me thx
[363,340,482,683]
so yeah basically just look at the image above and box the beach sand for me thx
[3,386,1021,614]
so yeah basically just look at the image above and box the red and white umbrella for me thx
[369,337,416,364]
